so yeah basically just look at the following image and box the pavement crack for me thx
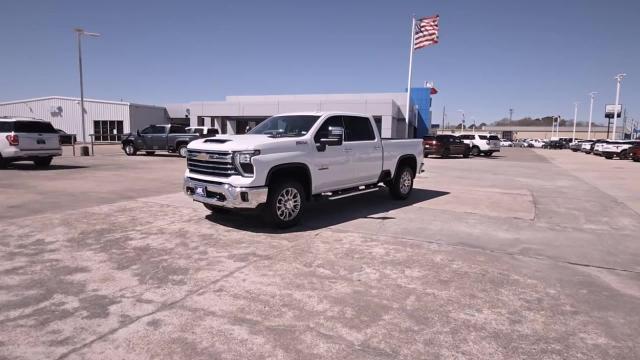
[53,235,313,360]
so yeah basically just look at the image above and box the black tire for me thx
[619,150,629,160]
[178,145,188,158]
[263,180,305,228]
[145,151,156,156]
[462,149,470,158]
[633,157,639,162]
[470,146,480,156]
[123,143,137,156]
[0,156,7,169]
[441,148,450,158]
[423,153,429,158]
[604,155,614,160]
[389,166,414,200]
[33,157,52,167]
[485,151,493,157]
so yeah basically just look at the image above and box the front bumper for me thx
[183,176,268,209]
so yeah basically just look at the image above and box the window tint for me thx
[423,136,435,141]
[488,135,500,140]
[343,116,375,142]
[478,135,488,140]
[169,125,186,134]
[436,135,451,142]
[459,135,473,140]
[0,122,13,132]
[191,128,204,134]
[314,116,344,143]
[13,121,57,133]
[141,125,165,135]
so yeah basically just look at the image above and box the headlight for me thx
[233,150,260,177]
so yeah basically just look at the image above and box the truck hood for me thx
[187,134,307,152]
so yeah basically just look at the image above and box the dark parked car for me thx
[121,124,201,157]
[630,143,640,162]
[55,129,76,145]
[423,134,470,158]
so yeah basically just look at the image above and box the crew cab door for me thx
[310,116,353,193]
[138,125,166,150]
[342,115,382,185]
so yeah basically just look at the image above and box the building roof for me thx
[0,96,164,109]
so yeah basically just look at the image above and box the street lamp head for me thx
[615,73,626,81]
[589,91,598,97]
[74,28,101,37]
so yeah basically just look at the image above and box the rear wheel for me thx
[178,145,188,158]
[462,149,470,158]
[470,146,480,156]
[441,148,450,158]
[33,156,53,167]
[389,166,414,200]
[124,143,137,156]
[633,157,640,162]
[263,180,305,228]
[145,151,156,156]
[619,150,629,160]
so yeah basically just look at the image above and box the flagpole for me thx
[405,16,416,138]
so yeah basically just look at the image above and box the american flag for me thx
[414,15,440,50]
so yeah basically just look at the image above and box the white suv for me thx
[0,117,62,168]
[458,133,501,156]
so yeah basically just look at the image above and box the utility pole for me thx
[509,108,513,124]
[572,102,578,142]
[622,108,627,139]
[611,73,626,140]
[587,92,597,140]
[442,105,445,133]
[74,28,100,147]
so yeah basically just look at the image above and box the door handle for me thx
[374,145,381,150]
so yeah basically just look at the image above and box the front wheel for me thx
[619,150,629,160]
[604,155,614,160]
[33,157,52,167]
[263,181,305,228]
[462,149,470,158]
[124,143,137,156]
[389,166,414,200]
[484,151,493,157]
[470,146,480,156]
[178,145,188,158]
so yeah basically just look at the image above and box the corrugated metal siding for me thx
[0,97,130,142]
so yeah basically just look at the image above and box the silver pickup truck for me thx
[183,112,424,228]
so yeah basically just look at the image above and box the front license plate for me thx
[194,184,206,197]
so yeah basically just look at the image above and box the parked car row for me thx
[571,139,640,162]
[423,133,501,158]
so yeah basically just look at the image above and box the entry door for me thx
[342,116,382,185]
[310,116,354,193]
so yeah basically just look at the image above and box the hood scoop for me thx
[203,138,231,144]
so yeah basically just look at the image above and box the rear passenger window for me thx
[0,122,13,132]
[169,125,186,134]
[343,116,375,142]
[489,135,500,140]
[13,121,57,133]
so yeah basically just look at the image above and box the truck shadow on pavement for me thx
[204,188,450,234]
[0,164,88,171]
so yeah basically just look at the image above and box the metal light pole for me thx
[572,102,578,142]
[457,109,465,132]
[550,116,555,139]
[509,108,513,124]
[587,92,597,140]
[611,73,626,140]
[74,28,100,145]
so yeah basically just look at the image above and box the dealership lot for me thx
[1,148,639,359]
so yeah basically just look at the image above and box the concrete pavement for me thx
[1,148,639,359]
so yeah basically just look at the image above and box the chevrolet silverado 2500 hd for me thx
[183,112,424,228]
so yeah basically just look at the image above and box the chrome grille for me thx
[187,150,238,177]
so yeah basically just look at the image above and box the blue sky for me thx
[0,0,638,124]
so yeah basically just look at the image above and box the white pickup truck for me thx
[183,112,424,227]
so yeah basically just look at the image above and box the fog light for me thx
[240,192,249,202]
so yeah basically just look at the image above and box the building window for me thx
[197,117,204,126]
[93,120,123,142]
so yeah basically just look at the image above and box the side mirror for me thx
[316,126,344,151]
[136,129,141,136]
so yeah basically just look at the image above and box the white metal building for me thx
[0,96,169,142]
[167,92,432,139]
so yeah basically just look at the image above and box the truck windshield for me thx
[249,115,320,137]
